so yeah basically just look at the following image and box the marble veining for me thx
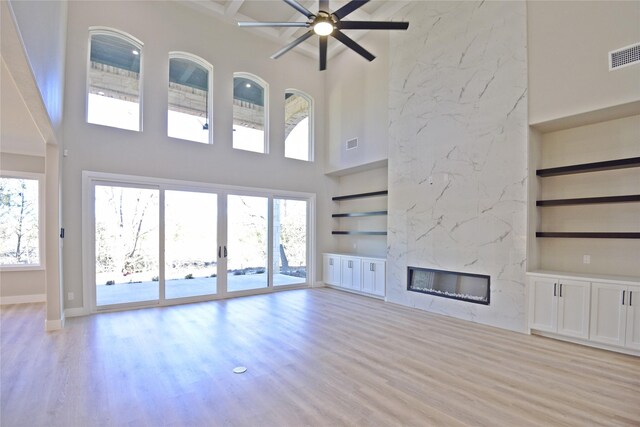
[387,1,528,332]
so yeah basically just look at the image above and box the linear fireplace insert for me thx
[407,267,490,305]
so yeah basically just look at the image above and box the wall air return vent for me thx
[346,138,359,150]
[609,43,640,70]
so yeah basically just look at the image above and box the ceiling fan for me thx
[238,0,409,71]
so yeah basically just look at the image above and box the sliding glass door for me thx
[226,194,269,292]
[95,184,159,307]
[165,190,218,299]
[89,174,312,311]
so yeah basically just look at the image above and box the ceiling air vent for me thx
[609,43,640,70]
[346,138,359,150]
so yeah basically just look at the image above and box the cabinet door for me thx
[362,259,386,297]
[556,279,590,339]
[323,255,341,286]
[625,287,640,350]
[529,277,558,333]
[341,257,361,290]
[590,282,627,347]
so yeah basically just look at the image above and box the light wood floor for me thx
[1,288,639,427]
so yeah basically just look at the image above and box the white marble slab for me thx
[387,1,529,332]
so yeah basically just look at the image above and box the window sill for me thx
[0,265,45,272]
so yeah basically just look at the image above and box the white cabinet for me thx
[340,256,362,291]
[362,258,385,297]
[590,282,640,350]
[529,276,590,339]
[323,254,341,286]
[323,253,385,298]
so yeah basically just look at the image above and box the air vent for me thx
[609,43,640,70]
[346,138,358,150]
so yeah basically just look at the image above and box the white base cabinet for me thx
[323,253,386,298]
[528,271,640,355]
[590,282,640,351]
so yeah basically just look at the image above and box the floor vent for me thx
[609,43,640,70]
[346,138,359,150]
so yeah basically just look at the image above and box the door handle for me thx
[622,290,626,305]
[224,246,227,258]
[553,283,557,297]
[218,246,221,258]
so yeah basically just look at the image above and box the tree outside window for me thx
[0,177,40,266]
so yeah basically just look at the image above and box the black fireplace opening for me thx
[407,267,490,305]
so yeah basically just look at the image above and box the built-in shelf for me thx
[332,210,388,218]
[536,232,640,239]
[332,231,387,236]
[536,195,640,206]
[536,157,640,177]
[332,190,388,201]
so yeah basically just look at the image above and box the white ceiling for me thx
[182,0,409,60]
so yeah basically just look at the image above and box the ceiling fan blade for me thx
[337,21,409,30]
[332,30,375,62]
[238,21,310,28]
[319,0,329,12]
[271,30,315,59]
[283,0,315,19]
[319,36,328,71]
[332,0,369,20]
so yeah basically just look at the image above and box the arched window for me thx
[168,53,213,144]
[233,73,268,153]
[87,28,143,131]
[284,90,313,161]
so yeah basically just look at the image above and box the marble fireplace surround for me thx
[387,1,528,333]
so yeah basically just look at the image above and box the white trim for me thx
[64,307,90,318]
[0,171,45,270]
[233,72,269,154]
[45,318,64,331]
[532,330,640,357]
[0,293,46,305]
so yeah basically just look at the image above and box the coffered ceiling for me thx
[181,0,408,60]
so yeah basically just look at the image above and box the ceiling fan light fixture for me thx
[313,20,334,36]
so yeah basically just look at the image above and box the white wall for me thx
[387,1,529,332]
[325,31,390,174]
[528,0,640,124]
[62,1,337,309]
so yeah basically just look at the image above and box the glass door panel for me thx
[226,194,268,292]
[95,185,159,307]
[273,198,307,286]
[165,190,218,299]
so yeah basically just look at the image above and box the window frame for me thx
[167,51,214,145]
[86,27,144,132]
[284,88,314,162]
[232,72,270,154]
[0,171,45,271]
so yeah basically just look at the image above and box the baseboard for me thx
[312,281,327,288]
[531,330,640,357]
[65,307,90,318]
[0,293,46,305]
[45,317,64,331]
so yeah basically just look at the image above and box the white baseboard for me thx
[64,307,90,318]
[312,281,327,288]
[0,293,46,305]
[45,317,64,331]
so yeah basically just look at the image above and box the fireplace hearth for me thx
[407,267,490,305]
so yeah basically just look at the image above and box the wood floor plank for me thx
[1,289,639,426]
